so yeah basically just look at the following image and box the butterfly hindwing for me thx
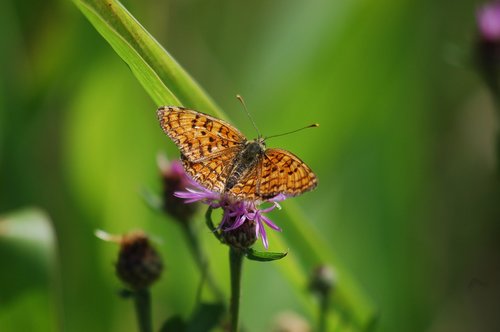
[227,162,260,200]
[181,148,241,193]
[257,148,317,199]
[227,148,317,200]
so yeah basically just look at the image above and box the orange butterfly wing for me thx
[228,148,317,200]
[157,106,246,162]
[181,149,240,193]
[257,148,317,199]
[157,106,248,193]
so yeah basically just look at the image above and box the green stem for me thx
[205,206,220,240]
[489,94,500,175]
[318,292,330,332]
[496,133,500,171]
[489,89,500,169]
[229,247,244,332]
[181,222,225,302]
[133,288,152,332]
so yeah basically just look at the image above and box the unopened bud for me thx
[116,231,163,290]
[309,265,336,296]
[158,156,198,222]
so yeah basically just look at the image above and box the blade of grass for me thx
[270,235,356,332]
[73,0,376,328]
[73,0,223,118]
[279,202,378,329]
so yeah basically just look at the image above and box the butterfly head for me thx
[246,138,266,155]
[257,136,266,148]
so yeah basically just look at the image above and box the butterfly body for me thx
[157,106,317,201]
[225,139,265,191]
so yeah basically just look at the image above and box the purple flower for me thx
[175,174,285,249]
[478,1,500,42]
[475,2,500,97]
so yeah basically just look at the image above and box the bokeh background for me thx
[1,0,500,331]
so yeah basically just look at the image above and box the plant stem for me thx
[318,292,330,332]
[488,94,500,174]
[181,222,225,302]
[133,288,152,332]
[229,247,244,332]
[205,206,218,237]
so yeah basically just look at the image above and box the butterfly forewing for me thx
[157,106,246,162]
[258,149,317,198]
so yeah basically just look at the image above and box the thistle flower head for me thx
[476,1,500,95]
[221,218,258,250]
[478,1,500,42]
[175,174,285,249]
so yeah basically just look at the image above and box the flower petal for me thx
[225,215,246,231]
[258,218,269,249]
[260,215,282,232]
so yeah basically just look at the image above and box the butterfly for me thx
[157,106,317,201]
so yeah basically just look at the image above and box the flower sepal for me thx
[245,247,288,262]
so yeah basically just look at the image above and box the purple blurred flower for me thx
[478,1,500,42]
[175,179,284,249]
[476,2,500,96]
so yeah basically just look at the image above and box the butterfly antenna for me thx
[236,95,261,138]
[265,123,319,140]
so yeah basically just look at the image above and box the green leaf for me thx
[160,303,225,332]
[187,302,225,332]
[159,315,186,332]
[245,248,288,262]
[0,208,61,331]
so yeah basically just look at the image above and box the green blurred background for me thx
[1,0,500,331]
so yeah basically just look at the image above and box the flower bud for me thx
[308,264,336,296]
[158,156,198,222]
[116,231,163,290]
[476,1,500,94]
[478,2,500,42]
